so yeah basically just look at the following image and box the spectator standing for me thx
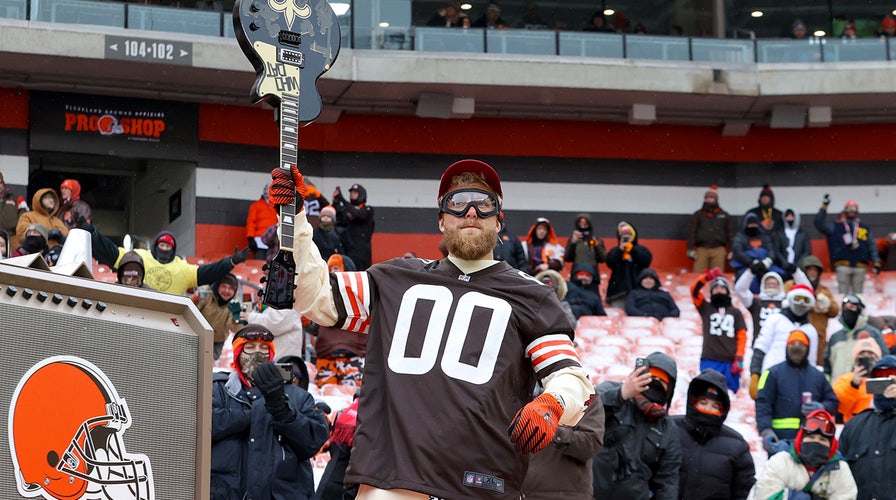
[838,355,896,500]
[564,263,606,319]
[0,171,27,238]
[750,284,819,399]
[426,1,467,27]
[832,338,882,422]
[525,216,564,275]
[312,205,344,262]
[625,268,680,321]
[493,219,527,271]
[593,351,681,500]
[535,269,577,329]
[302,181,329,229]
[730,212,786,289]
[211,324,329,499]
[814,195,881,294]
[84,225,248,296]
[471,2,506,28]
[564,213,607,278]
[690,271,748,393]
[116,250,153,289]
[823,294,888,380]
[246,183,278,260]
[745,184,785,236]
[686,185,734,273]
[756,330,839,446]
[192,273,242,360]
[269,158,594,498]
[788,255,840,364]
[672,369,755,500]
[606,221,652,308]
[332,183,374,271]
[781,208,811,268]
[752,409,857,499]
[14,188,67,251]
[734,269,784,346]
[523,395,604,499]
[57,179,92,231]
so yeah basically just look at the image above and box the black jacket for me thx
[593,352,680,500]
[493,224,527,271]
[605,222,652,302]
[565,263,606,318]
[312,226,345,261]
[624,268,680,320]
[672,370,754,500]
[333,184,374,270]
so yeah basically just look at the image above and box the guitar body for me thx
[234,0,340,308]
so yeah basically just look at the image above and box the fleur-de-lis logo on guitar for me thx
[234,0,340,308]
[268,0,310,31]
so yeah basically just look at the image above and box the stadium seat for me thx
[577,315,619,331]
[604,307,625,318]
[661,317,701,331]
[621,315,660,330]
[663,327,699,344]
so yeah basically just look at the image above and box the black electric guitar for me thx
[234,0,340,308]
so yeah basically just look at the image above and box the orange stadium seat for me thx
[621,315,660,330]
[577,315,619,331]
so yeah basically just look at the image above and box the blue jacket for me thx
[814,208,880,267]
[756,359,839,441]
[211,371,330,500]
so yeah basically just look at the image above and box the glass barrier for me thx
[691,38,754,63]
[756,39,823,63]
[128,4,221,36]
[487,29,555,55]
[414,27,484,52]
[373,26,412,50]
[32,0,124,27]
[823,38,887,62]
[626,34,689,61]
[558,32,623,58]
[0,0,26,19]
[223,15,234,38]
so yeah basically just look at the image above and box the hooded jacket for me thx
[564,213,607,275]
[824,303,887,380]
[564,263,606,318]
[782,208,811,265]
[814,203,880,267]
[672,369,755,500]
[246,188,279,239]
[606,221,652,302]
[525,217,565,275]
[839,355,896,500]
[625,268,680,320]
[731,212,785,274]
[751,309,819,375]
[14,188,68,250]
[193,273,241,343]
[494,222,528,272]
[593,352,680,500]
[745,186,785,236]
[332,184,374,270]
[116,250,154,289]
[58,179,92,230]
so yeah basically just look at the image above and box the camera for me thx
[866,377,895,394]
[635,357,650,370]
[276,363,294,383]
[857,356,875,373]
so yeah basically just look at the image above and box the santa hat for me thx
[704,185,719,199]
[783,283,815,308]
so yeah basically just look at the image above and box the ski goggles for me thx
[235,330,274,342]
[790,294,813,305]
[439,188,501,218]
[801,415,835,437]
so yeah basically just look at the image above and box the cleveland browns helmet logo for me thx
[8,356,155,500]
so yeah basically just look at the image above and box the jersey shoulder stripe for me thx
[526,334,578,373]
[333,271,371,333]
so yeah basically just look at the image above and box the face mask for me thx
[643,379,668,405]
[685,403,724,436]
[790,303,810,317]
[633,394,666,421]
[154,246,175,264]
[21,235,48,254]
[239,351,269,383]
[874,392,896,411]
[787,344,809,365]
[798,441,830,469]
[745,226,760,237]
[702,201,717,211]
[710,293,731,308]
[842,309,861,329]
[319,219,335,231]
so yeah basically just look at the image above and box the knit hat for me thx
[853,338,882,360]
[785,283,815,308]
[231,324,276,385]
[758,184,774,203]
[320,205,336,219]
[709,276,730,293]
[704,184,719,200]
[25,223,48,241]
[787,329,810,346]
[844,200,859,213]
[327,253,345,272]
[649,366,671,385]
[156,233,175,247]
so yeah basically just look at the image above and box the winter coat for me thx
[824,312,887,380]
[247,308,305,360]
[1,186,23,235]
[564,213,607,279]
[787,258,840,364]
[333,184,374,270]
[494,224,527,271]
[525,217,565,275]
[194,286,241,343]
[831,372,872,422]
[687,203,733,250]
[814,207,880,268]
[625,268,680,320]
[246,196,279,239]
[523,398,605,499]
[839,356,896,500]
[312,226,345,262]
[211,370,329,500]
[755,358,839,441]
[751,311,819,375]
[731,213,786,276]
[750,448,856,500]
[14,188,68,250]
[605,221,652,302]
[593,352,680,500]
[565,263,606,318]
[781,209,812,266]
[672,369,755,500]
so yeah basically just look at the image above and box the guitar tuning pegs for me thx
[259,276,267,284]
[249,21,261,31]
[261,263,269,271]
[249,1,261,11]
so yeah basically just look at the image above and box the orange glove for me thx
[507,393,562,454]
[269,165,307,209]
[749,373,760,400]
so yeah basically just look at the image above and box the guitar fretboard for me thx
[278,94,300,251]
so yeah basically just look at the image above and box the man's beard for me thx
[442,221,498,260]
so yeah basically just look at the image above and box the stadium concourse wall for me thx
[3,88,896,272]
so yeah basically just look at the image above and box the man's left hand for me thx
[231,246,250,265]
[507,393,562,454]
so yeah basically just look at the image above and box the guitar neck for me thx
[277,94,300,252]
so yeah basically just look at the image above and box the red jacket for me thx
[246,197,278,238]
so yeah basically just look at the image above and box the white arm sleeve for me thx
[733,269,754,308]
[291,211,339,326]
[543,365,595,426]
